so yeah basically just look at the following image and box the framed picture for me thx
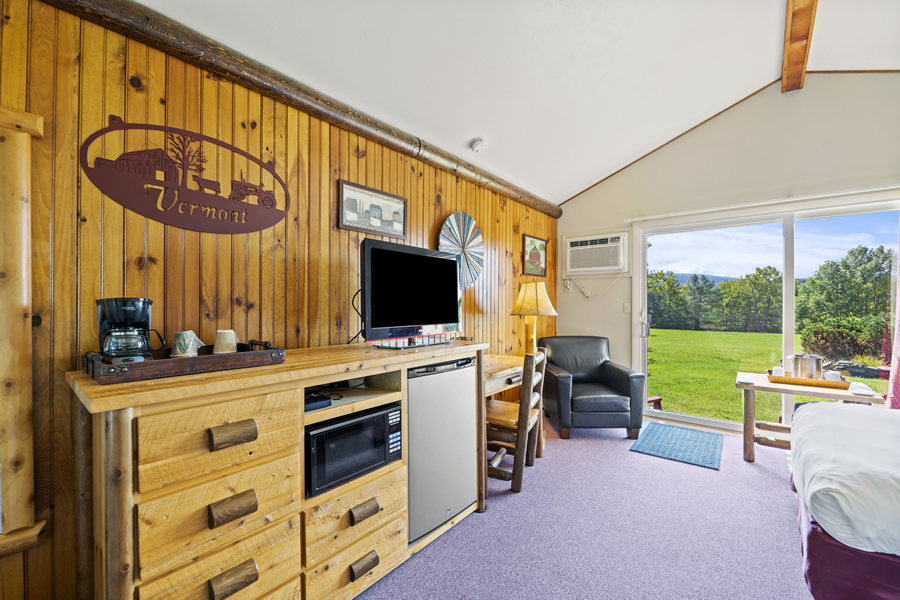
[338,180,407,239]
[523,234,548,277]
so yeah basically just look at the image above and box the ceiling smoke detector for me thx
[470,138,487,153]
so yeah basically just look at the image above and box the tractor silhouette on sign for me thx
[229,171,276,208]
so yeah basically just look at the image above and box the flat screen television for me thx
[361,238,461,341]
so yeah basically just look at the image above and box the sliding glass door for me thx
[794,212,898,399]
[635,205,899,429]
[645,222,784,424]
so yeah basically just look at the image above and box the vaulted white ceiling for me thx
[134,0,900,205]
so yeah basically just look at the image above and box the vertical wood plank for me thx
[78,21,103,358]
[271,99,285,349]
[346,132,360,343]
[162,53,184,347]
[146,47,166,335]
[307,116,320,348]
[52,10,81,595]
[317,120,330,346]
[199,70,219,344]
[0,0,28,109]
[24,4,55,597]
[259,95,276,345]
[231,85,248,342]
[333,126,346,344]
[296,111,309,348]
[123,37,147,298]
[182,64,201,337]
[0,553,25,599]
[102,31,125,299]
[284,107,301,348]
[215,79,233,333]
[246,90,262,344]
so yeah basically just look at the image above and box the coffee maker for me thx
[96,297,165,363]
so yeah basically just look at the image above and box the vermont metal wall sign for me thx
[80,116,290,234]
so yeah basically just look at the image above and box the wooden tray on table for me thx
[82,340,286,385]
[765,370,851,390]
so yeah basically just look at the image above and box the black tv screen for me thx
[361,239,461,340]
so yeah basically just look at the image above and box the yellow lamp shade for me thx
[510,282,557,355]
[510,282,558,317]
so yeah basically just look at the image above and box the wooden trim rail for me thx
[41,0,562,219]
[0,521,47,559]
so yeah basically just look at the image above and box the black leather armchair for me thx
[537,335,646,439]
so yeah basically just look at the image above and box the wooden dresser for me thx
[66,341,488,600]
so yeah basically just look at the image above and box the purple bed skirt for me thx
[799,493,900,599]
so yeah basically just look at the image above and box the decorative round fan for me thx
[439,212,485,287]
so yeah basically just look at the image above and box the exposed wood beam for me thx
[782,0,818,93]
[40,0,562,219]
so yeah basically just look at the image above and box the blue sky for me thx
[648,211,899,279]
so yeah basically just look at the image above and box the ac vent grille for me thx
[564,233,627,276]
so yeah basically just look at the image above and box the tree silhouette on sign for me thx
[166,132,208,187]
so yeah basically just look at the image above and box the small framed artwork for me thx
[523,234,548,277]
[338,180,407,240]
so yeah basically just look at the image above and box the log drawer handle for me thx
[208,489,259,529]
[208,419,259,452]
[349,550,380,582]
[349,497,380,526]
[208,558,259,600]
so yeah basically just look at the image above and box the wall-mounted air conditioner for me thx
[564,232,628,276]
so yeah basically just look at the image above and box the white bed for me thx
[791,401,900,555]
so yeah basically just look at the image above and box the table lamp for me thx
[510,281,558,355]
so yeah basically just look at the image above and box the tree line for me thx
[648,245,894,335]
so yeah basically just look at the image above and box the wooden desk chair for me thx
[486,349,547,493]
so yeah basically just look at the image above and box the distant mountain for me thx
[672,273,736,286]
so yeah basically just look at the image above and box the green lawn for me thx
[647,329,888,423]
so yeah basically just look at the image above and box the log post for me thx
[476,349,486,513]
[742,388,756,462]
[94,408,134,599]
[0,105,43,536]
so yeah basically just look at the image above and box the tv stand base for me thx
[374,337,452,350]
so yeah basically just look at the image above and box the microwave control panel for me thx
[388,407,402,460]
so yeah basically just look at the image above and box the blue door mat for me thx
[630,421,723,470]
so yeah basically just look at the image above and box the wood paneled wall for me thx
[0,0,557,597]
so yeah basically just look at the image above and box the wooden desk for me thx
[484,354,526,396]
[735,371,884,463]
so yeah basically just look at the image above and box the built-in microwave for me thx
[305,403,402,498]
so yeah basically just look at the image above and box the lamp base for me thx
[524,315,537,355]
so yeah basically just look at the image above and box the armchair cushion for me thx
[571,383,629,413]
[542,335,610,383]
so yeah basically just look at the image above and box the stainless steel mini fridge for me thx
[407,357,477,543]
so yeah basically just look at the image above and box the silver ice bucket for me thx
[792,354,823,379]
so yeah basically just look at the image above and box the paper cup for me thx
[171,330,204,357]
[213,329,239,354]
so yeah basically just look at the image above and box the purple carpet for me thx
[358,420,812,599]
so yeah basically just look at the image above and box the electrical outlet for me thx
[623,302,631,313]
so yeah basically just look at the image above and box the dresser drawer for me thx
[137,453,301,580]
[303,514,407,600]
[260,577,301,600]
[136,390,301,493]
[136,515,300,600]
[304,466,407,567]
